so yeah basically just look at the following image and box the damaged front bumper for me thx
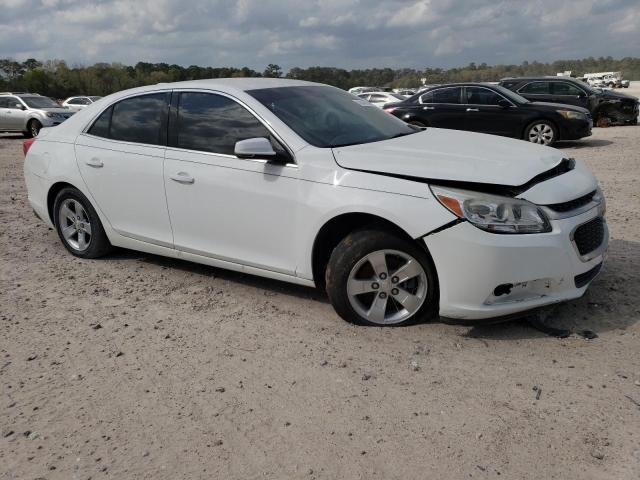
[423,203,608,321]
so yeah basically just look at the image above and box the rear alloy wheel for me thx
[525,121,556,146]
[53,187,112,258]
[326,230,438,326]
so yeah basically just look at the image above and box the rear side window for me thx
[500,81,519,90]
[110,94,167,145]
[518,82,550,94]
[176,92,271,155]
[88,106,112,138]
[421,87,461,104]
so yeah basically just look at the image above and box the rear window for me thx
[87,93,167,145]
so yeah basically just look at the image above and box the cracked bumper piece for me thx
[423,207,608,320]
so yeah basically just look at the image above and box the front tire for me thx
[525,120,557,146]
[53,187,112,258]
[25,119,42,138]
[325,230,438,326]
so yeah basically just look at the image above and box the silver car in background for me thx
[0,93,75,137]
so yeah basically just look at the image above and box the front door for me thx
[550,81,590,109]
[163,91,299,275]
[75,92,174,247]
[463,86,521,137]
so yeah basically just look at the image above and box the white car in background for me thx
[357,91,406,108]
[23,79,608,326]
[62,96,103,112]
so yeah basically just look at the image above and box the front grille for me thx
[545,190,596,213]
[575,262,602,288]
[573,217,605,256]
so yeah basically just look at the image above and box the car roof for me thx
[148,78,320,92]
[500,76,580,82]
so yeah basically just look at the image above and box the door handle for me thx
[423,106,435,110]
[170,172,195,184]
[85,158,104,168]
[466,108,479,112]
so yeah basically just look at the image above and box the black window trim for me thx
[82,90,171,148]
[418,86,463,105]
[551,81,587,97]
[516,81,552,95]
[461,86,516,107]
[166,88,296,166]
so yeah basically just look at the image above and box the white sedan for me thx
[23,79,608,326]
[61,96,103,112]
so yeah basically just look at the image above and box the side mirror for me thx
[15,103,25,110]
[234,137,277,160]
[497,99,511,108]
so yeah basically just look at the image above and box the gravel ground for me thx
[2,117,640,478]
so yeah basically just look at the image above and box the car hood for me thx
[38,107,74,114]
[526,101,590,114]
[598,89,638,102]
[332,128,565,188]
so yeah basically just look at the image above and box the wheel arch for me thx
[46,181,78,225]
[311,212,427,291]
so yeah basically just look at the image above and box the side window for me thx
[435,87,461,104]
[518,82,550,94]
[465,87,502,105]
[88,106,112,138]
[3,97,22,109]
[0,98,8,108]
[68,99,80,105]
[419,91,434,103]
[110,94,167,145]
[176,92,271,156]
[500,81,519,90]
[369,94,388,102]
[553,82,583,96]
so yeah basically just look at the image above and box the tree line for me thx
[1,56,638,99]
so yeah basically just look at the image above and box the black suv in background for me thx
[384,83,592,146]
[499,76,639,126]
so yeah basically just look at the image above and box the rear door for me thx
[550,81,589,109]
[417,87,466,129]
[516,81,553,103]
[75,92,174,247]
[462,86,522,137]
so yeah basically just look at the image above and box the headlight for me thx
[557,110,586,120]
[430,185,551,234]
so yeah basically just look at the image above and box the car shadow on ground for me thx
[459,238,639,340]
[106,248,327,303]
[557,138,613,149]
[0,134,25,140]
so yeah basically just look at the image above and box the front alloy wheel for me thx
[326,229,438,326]
[347,249,428,324]
[526,121,556,146]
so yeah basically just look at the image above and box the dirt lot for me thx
[2,120,640,479]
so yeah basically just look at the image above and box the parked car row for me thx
[23,78,609,327]
[0,93,102,136]
[383,83,593,146]
[371,76,637,146]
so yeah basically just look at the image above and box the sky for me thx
[1,0,639,70]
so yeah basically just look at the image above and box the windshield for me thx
[492,85,530,104]
[248,86,417,148]
[21,96,61,108]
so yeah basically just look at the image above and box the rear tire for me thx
[524,120,557,146]
[53,187,112,259]
[325,230,438,326]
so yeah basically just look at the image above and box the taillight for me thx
[23,138,36,156]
